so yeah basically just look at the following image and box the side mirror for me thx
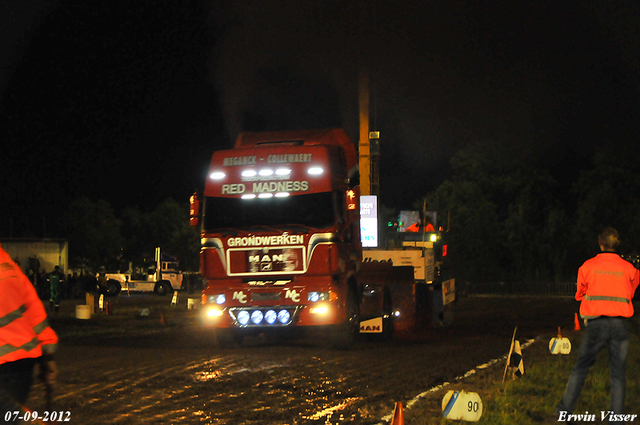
[190,192,201,227]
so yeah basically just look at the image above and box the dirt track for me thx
[27,294,578,424]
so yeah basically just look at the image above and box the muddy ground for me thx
[25,293,579,424]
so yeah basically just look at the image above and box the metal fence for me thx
[464,281,576,296]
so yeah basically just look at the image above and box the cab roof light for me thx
[308,166,324,176]
[275,192,290,198]
[209,171,226,180]
[258,169,274,176]
[275,168,291,176]
[241,194,257,200]
[258,193,273,199]
[241,169,257,177]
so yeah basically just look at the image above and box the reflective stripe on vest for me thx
[0,305,28,327]
[0,305,49,336]
[0,302,47,358]
[33,318,50,335]
[0,336,40,357]
[584,295,630,303]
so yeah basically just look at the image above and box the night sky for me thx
[2,1,640,237]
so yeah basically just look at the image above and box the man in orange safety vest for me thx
[557,227,639,418]
[0,244,58,415]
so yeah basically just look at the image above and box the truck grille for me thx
[251,292,282,302]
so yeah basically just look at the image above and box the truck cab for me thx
[192,128,362,347]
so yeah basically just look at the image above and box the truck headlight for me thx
[264,310,277,324]
[237,310,250,326]
[208,294,226,304]
[308,291,331,302]
[277,309,291,324]
[310,306,329,315]
[206,307,223,318]
[251,310,264,325]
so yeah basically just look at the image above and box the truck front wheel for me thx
[155,281,170,296]
[330,286,359,349]
[104,279,121,296]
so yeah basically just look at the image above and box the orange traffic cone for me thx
[160,310,168,327]
[574,313,580,331]
[391,402,404,425]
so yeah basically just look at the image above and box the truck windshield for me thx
[203,192,335,231]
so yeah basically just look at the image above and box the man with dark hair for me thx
[557,227,639,418]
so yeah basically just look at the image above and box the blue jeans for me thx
[557,317,629,414]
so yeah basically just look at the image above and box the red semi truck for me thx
[190,128,440,347]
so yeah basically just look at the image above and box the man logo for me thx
[360,325,381,332]
[249,254,284,263]
[249,253,284,272]
[359,317,383,333]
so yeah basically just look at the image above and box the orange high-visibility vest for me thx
[576,252,640,319]
[0,246,58,365]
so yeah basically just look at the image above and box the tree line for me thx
[408,141,640,284]
[59,197,200,273]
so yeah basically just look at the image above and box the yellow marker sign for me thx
[442,390,483,422]
[549,336,571,354]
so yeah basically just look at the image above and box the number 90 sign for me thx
[442,390,483,421]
